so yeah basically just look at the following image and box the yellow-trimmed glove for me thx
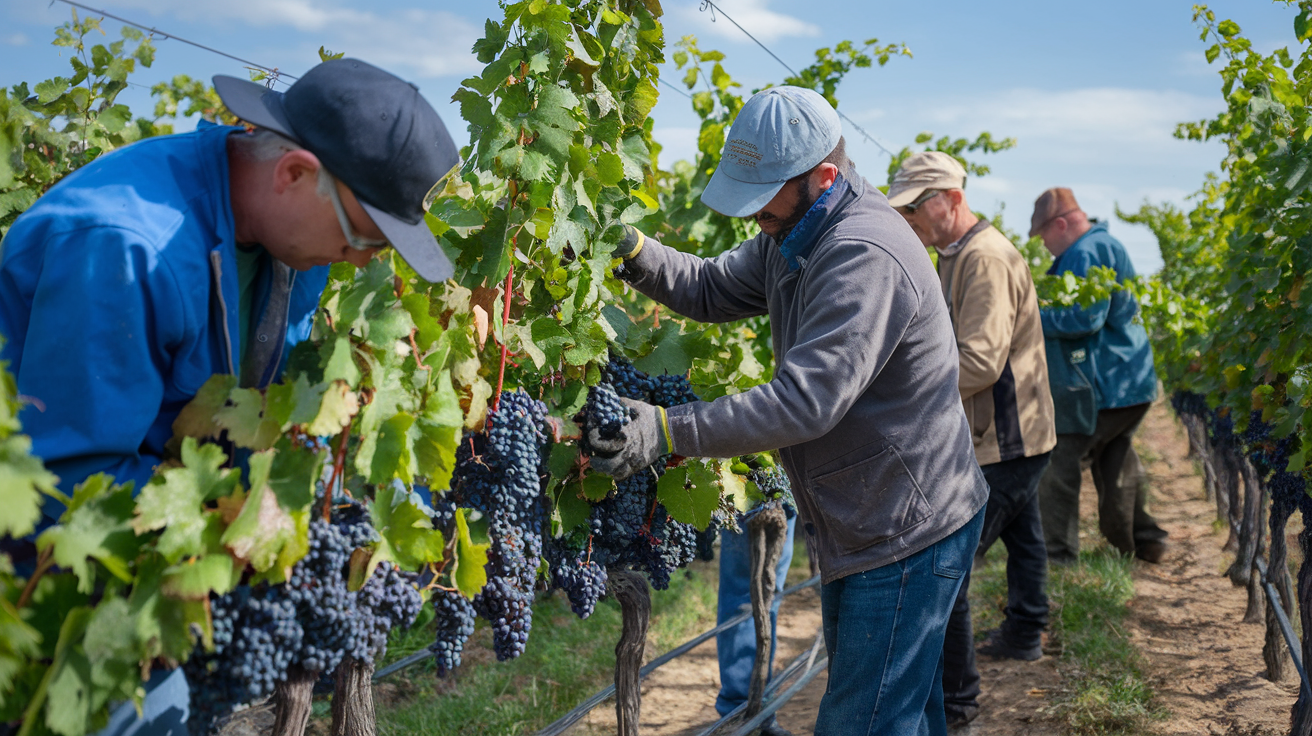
[614,224,647,260]
[586,397,673,479]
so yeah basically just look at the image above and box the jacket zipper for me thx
[209,251,237,375]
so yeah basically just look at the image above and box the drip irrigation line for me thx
[1255,557,1312,702]
[529,573,821,736]
[695,0,897,158]
[693,630,824,736]
[51,0,295,86]
[728,657,828,736]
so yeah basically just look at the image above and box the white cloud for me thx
[3,33,29,46]
[103,0,483,79]
[674,0,821,43]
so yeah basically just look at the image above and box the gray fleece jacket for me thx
[622,165,988,583]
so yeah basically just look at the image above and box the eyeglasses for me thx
[326,174,390,252]
[897,189,944,215]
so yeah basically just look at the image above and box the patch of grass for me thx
[318,558,724,736]
[967,542,1161,734]
[1046,546,1163,735]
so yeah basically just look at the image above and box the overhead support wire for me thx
[695,0,898,158]
[51,0,295,86]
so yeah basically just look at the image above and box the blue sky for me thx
[0,0,1299,271]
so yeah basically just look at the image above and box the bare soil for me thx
[581,399,1302,736]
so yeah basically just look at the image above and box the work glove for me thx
[587,397,673,480]
[613,224,648,260]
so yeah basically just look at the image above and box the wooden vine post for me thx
[1263,503,1295,683]
[746,506,789,718]
[611,570,652,736]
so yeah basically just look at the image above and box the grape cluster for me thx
[183,586,301,736]
[353,561,424,661]
[431,494,457,538]
[695,521,719,562]
[286,518,357,674]
[1170,390,1209,419]
[449,390,551,662]
[583,383,632,442]
[546,541,608,618]
[604,355,655,401]
[431,589,477,677]
[652,374,699,408]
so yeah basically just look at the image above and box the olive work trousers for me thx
[1037,402,1169,563]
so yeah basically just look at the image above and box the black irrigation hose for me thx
[530,574,822,736]
[727,656,828,736]
[693,632,824,736]
[1255,557,1312,702]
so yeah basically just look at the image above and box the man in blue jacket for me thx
[1030,188,1168,564]
[0,57,458,734]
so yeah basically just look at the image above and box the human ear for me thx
[813,162,839,192]
[271,149,324,195]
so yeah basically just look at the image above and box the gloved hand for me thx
[587,397,673,479]
[613,224,647,260]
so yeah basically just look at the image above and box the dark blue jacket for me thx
[1041,222,1157,410]
[0,124,328,525]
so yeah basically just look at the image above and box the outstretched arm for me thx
[617,227,771,324]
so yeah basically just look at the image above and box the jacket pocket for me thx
[808,444,933,556]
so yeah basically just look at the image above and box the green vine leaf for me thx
[452,508,489,599]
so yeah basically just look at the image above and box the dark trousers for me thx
[942,452,1052,714]
[1037,403,1168,563]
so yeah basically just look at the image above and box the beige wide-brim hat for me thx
[887,151,967,208]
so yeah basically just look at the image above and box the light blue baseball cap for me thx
[701,86,842,218]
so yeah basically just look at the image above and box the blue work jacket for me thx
[1040,222,1157,411]
[0,123,329,526]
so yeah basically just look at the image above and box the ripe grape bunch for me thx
[449,390,551,662]
[183,586,302,736]
[546,540,608,618]
[431,589,477,677]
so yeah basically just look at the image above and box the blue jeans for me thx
[815,507,985,736]
[716,516,797,716]
[943,452,1052,715]
[96,668,189,736]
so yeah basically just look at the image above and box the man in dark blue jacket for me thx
[0,58,458,735]
[1030,188,1168,564]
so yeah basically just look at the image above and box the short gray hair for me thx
[232,127,334,199]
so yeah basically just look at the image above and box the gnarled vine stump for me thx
[1263,504,1295,682]
[746,505,789,718]
[1229,457,1264,588]
[1290,527,1312,736]
[272,666,317,736]
[331,657,376,736]
[610,569,651,736]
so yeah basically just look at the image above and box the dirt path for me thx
[590,399,1300,736]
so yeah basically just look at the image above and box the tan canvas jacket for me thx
[936,224,1056,466]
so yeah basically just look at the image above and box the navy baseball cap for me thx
[213,59,460,282]
[701,86,842,218]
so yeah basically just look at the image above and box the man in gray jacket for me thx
[588,86,989,735]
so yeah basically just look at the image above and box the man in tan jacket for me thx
[891,151,1057,728]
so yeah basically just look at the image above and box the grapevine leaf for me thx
[215,387,281,450]
[633,322,712,376]
[564,317,610,366]
[595,151,625,187]
[132,440,238,564]
[424,370,464,427]
[366,303,416,351]
[37,474,138,593]
[279,375,326,429]
[221,450,297,571]
[127,554,207,662]
[719,462,755,512]
[580,472,614,501]
[368,412,416,484]
[371,482,445,570]
[267,441,320,511]
[40,606,95,736]
[548,443,578,478]
[554,480,592,534]
[658,462,718,529]
[0,598,41,695]
[0,434,59,538]
[452,509,489,599]
[160,554,238,600]
[413,420,460,491]
[307,381,359,437]
[322,336,362,387]
[473,18,509,63]
[403,292,444,352]
[171,374,236,440]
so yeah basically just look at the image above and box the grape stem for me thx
[494,262,515,413]
[325,430,350,521]
[16,546,53,609]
